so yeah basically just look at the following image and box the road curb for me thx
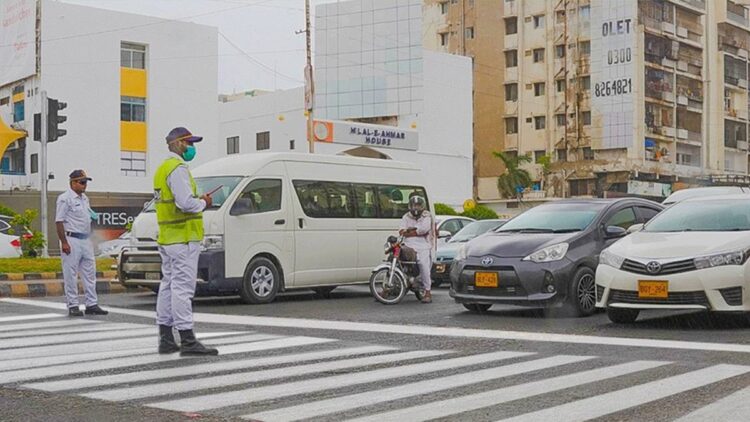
[0,277,147,298]
[0,271,116,281]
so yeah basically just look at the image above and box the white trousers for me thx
[415,248,433,292]
[156,242,200,331]
[61,237,98,308]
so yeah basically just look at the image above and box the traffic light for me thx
[47,98,67,142]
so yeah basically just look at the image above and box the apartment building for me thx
[426,0,750,203]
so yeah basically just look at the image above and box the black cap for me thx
[166,127,203,143]
[69,169,92,181]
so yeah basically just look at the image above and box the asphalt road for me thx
[1,286,750,421]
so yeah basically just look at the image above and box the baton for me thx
[206,185,223,196]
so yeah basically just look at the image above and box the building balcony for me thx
[504,0,517,16]
[505,66,518,81]
[646,90,676,104]
[719,34,749,58]
[728,9,750,29]
[724,75,748,89]
[675,0,705,12]
[505,101,518,115]
[505,33,518,50]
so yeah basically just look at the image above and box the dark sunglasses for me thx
[75,180,88,185]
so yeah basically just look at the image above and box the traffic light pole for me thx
[40,90,49,258]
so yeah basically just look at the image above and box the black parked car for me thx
[449,198,663,316]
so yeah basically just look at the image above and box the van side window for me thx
[230,179,282,215]
[354,185,378,218]
[293,180,355,218]
[376,185,429,219]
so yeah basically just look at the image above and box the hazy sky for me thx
[59,0,335,94]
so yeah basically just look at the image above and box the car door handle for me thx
[298,218,304,229]
[274,219,285,225]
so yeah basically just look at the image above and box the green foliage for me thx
[434,203,459,216]
[536,154,552,175]
[461,205,499,220]
[0,204,18,218]
[8,209,45,258]
[494,151,533,199]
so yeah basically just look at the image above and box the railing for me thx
[676,0,705,11]
[727,8,749,27]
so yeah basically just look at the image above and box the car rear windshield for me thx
[498,203,606,232]
[645,199,750,232]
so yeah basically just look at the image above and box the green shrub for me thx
[461,205,499,220]
[434,203,459,216]
[8,209,45,258]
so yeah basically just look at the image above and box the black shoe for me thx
[84,305,109,315]
[178,329,219,356]
[158,325,180,354]
[68,307,83,317]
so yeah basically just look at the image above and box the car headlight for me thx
[201,234,224,251]
[694,250,748,269]
[522,243,569,263]
[455,244,468,262]
[599,248,625,269]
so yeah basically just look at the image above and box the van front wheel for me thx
[240,257,280,304]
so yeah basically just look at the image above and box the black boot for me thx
[158,325,180,354]
[178,329,218,356]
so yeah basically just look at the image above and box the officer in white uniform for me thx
[399,195,436,303]
[55,170,108,317]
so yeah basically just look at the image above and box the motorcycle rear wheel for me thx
[370,268,407,305]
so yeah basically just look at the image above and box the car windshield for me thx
[497,203,606,233]
[450,220,505,242]
[645,199,750,232]
[143,176,243,211]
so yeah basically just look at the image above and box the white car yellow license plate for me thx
[638,280,668,299]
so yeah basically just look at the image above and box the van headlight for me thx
[201,235,224,251]
[599,248,625,269]
[522,243,569,263]
[694,250,748,269]
[455,244,468,262]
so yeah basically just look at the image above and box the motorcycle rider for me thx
[399,195,436,303]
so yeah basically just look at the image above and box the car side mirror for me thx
[438,230,452,239]
[627,223,644,234]
[605,226,627,238]
[229,198,252,216]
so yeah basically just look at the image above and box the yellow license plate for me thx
[435,264,446,273]
[475,272,498,287]
[638,280,668,299]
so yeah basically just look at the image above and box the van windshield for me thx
[143,176,242,212]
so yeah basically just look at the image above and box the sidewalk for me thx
[0,272,149,298]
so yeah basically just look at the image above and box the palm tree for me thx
[493,151,532,199]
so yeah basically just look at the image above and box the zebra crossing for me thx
[1,312,749,421]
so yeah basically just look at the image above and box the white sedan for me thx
[596,194,750,323]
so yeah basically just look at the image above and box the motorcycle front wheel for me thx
[369,268,407,305]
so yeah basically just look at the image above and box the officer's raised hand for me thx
[201,194,213,208]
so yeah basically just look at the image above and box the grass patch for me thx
[0,258,115,274]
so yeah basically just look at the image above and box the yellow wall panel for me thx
[120,121,147,152]
[12,92,24,103]
[120,68,147,98]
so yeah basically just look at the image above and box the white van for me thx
[118,153,433,303]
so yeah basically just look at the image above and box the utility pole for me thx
[303,0,315,153]
[40,90,48,258]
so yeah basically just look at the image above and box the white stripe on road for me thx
[0,331,242,360]
[92,350,447,402]
[36,344,385,393]
[5,298,750,354]
[247,354,596,422]
[3,334,281,384]
[0,319,101,332]
[345,360,669,422]
[675,386,750,421]
[499,364,750,422]
[150,350,528,412]
[0,322,148,339]
[0,313,63,323]
[0,327,156,349]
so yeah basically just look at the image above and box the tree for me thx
[434,203,459,216]
[8,209,45,258]
[493,151,532,199]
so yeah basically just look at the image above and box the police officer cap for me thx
[166,127,203,143]
[69,169,92,181]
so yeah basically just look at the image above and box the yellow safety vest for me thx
[153,157,204,245]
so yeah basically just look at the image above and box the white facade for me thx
[219,50,473,207]
[0,0,218,193]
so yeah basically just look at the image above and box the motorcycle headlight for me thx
[522,243,569,263]
[201,235,224,251]
[455,244,468,262]
[599,248,625,269]
[694,249,748,269]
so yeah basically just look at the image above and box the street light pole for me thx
[40,90,49,258]
[303,0,315,154]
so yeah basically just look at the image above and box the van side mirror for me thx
[230,198,253,216]
[438,230,452,239]
[627,223,644,233]
[605,226,627,238]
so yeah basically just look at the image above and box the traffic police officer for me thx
[154,127,218,356]
[55,170,108,317]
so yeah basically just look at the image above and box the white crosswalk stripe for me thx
[0,327,156,349]
[0,313,63,323]
[0,319,100,332]
[0,322,147,339]
[675,386,750,421]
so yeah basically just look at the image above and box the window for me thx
[579,41,591,56]
[120,96,146,122]
[12,99,24,122]
[505,17,517,34]
[556,113,567,127]
[534,82,545,96]
[120,42,146,69]
[582,111,591,126]
[231,179,282,215]
[0,97,8,106]
[557,148,567,161]
[30,153,38,174]
[581,76,591,90]
[465,27,474,39]
[504,150,519,160]
[533,15,545,29]
[289,139,295,150]
[440,1,448,14]
[226,136,239,155]
[354,184,378,218]
[534,116,546,130]
[120,151,146,177]
[606,207,636,230]
[505,50,518,67]
[534,150,546,163]
[556,79,566,92]
[637,206,660,223]
[569,179,594,197]
[533,48,545,63]
[555,44,565,59]
[376,185,429,219]
[579,5,591,20]
[556,10,566,23]
[440,32,449,46]
[505,83,518,102]
[294,180,354,218]
[256,131,270,151]
[583,147,594,160]
[505,117,518,134]
[440,219,463,235]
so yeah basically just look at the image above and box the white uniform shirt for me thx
[55,188,92,234]
[166,152,206,213]
[399,211,435,251]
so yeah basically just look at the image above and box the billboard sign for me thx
[0,0,37,86]
[313,119,418,151]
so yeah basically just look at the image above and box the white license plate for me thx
[145,273,161,281]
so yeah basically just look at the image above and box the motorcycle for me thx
[369,235,424,304]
